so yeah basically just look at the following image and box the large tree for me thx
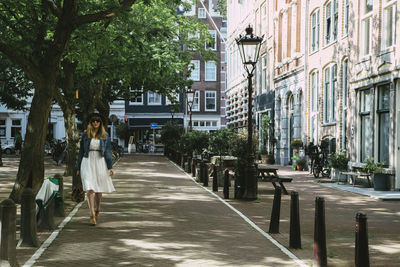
[56,0,214,177]
[0,0,138,202]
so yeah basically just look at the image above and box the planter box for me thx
[373,173,391,191]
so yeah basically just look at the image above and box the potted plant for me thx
[328,151,349,181]
[291,152,299,170]
[363,158,390,191]
[296,157,306,171]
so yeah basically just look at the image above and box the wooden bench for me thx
[257,164,293,195]
[340,171,371,187]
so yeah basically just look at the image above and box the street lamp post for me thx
[186,87,195,132]
[236,25,263,200]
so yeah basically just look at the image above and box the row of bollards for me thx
[267,186,370,267]
[0,176,65,266]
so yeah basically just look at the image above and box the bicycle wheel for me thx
[313,166,320,178]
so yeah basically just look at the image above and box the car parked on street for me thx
[2,143,15,155]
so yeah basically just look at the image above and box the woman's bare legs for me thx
[87,190,96,225]
[95,193,102,218]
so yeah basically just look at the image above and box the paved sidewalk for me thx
[31,155,303,267]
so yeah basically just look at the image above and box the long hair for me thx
[86,118,106,139]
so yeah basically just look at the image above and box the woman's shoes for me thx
[95,210,100,220]
[90,216,97,226]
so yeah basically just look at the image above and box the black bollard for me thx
[313,197,327,267]
[289,191,301,249]
[355,212,370,267]
[203,161,209,187]
[0,199,18,267]
[191,158,196,177]
[54,174,65,217]
[37,196,56,231]
[19,188,39,247]
[181,154,186,169]
[212,165,218,192]
[268,186,282,234]
[223,169,230,199]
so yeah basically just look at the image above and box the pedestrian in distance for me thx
[14,130,22,156]
[76,113,115,226]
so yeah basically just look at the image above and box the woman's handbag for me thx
[71,173,85,203]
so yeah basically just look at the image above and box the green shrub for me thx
[362,157,384,174]
[290,139,303,149]
[328,151,349,171]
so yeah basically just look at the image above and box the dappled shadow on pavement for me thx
[34,155,297,267]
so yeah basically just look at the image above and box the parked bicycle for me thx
[309,145,331,178]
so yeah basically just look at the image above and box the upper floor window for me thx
[0,119,5,137]
[193,91,200,111]
[310,71,319,112]
[198,8,206,18]
[324,0,338,45]
[311,9,320,52]
[165,93,180,105]
[342,59,348,107]
[344,0,349,35]
[205,30,217,50]
[323,64,337,123]
[261,55,267,92]
[361,0,373,56]
[205,91,217,111]
[205,61,217,81]
[189,60,200,81]
[382,0,396,49]
[147,91,161,105]
[129,88,143,105]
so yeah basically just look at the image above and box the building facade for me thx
[185,0,226,132]
[226,0,400,189]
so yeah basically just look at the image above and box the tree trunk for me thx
[63,109,79,176]
[9,82,54,203]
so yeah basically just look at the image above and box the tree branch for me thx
[74,0,137,26]
[43,0,62,18]
[0,40,40,81]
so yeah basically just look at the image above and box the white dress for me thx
[81,139,115,193]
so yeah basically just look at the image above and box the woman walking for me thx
[76,113,115,226]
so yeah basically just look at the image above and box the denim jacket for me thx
[76,133,113,171]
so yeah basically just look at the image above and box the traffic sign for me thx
[150,123,158,129]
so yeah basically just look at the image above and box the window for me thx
[261,4,266,35]
[361,0,373,55]
[198,8,206,18]
[129,88,143,105]
[342,60,348,106]
[0,119,5,137]
[324,0,338,45]
[147,91,161,105]
[342,59,348,149]
[359,89,372,161]
[382,0,396,49]
[377,84,390,164]
[189,60,200,81]
[205,61,217,81]
[323,64,337,123]
[11,119,21,138]
[311,9,320,52]
[205,30,217,50]
[310,71,319,112]
[344,0,349,35]
[261,55,267,92]
[166,93,179,105]
[205,91,216,111]
[193,91,200,111]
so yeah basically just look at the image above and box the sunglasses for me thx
[91,119,101,123]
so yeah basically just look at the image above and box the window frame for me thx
[205,91,217,112]
[311,9,320,52]
[359,89,372,162]
[205,30,217,51]
[198,8,206,18]
[324,0,338,45]
[165,93,180,105]
[205,61,217,81]
[147,91,162,105]
[361,0,373,56]
[381,0,396,49]
[129,88,144,105]
[323,64,337,123]
[376,84,390,165]
[189,60,200,81]
[192,91,200,112]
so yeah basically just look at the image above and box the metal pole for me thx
[189,106,192,132]
[243,73,257,200]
